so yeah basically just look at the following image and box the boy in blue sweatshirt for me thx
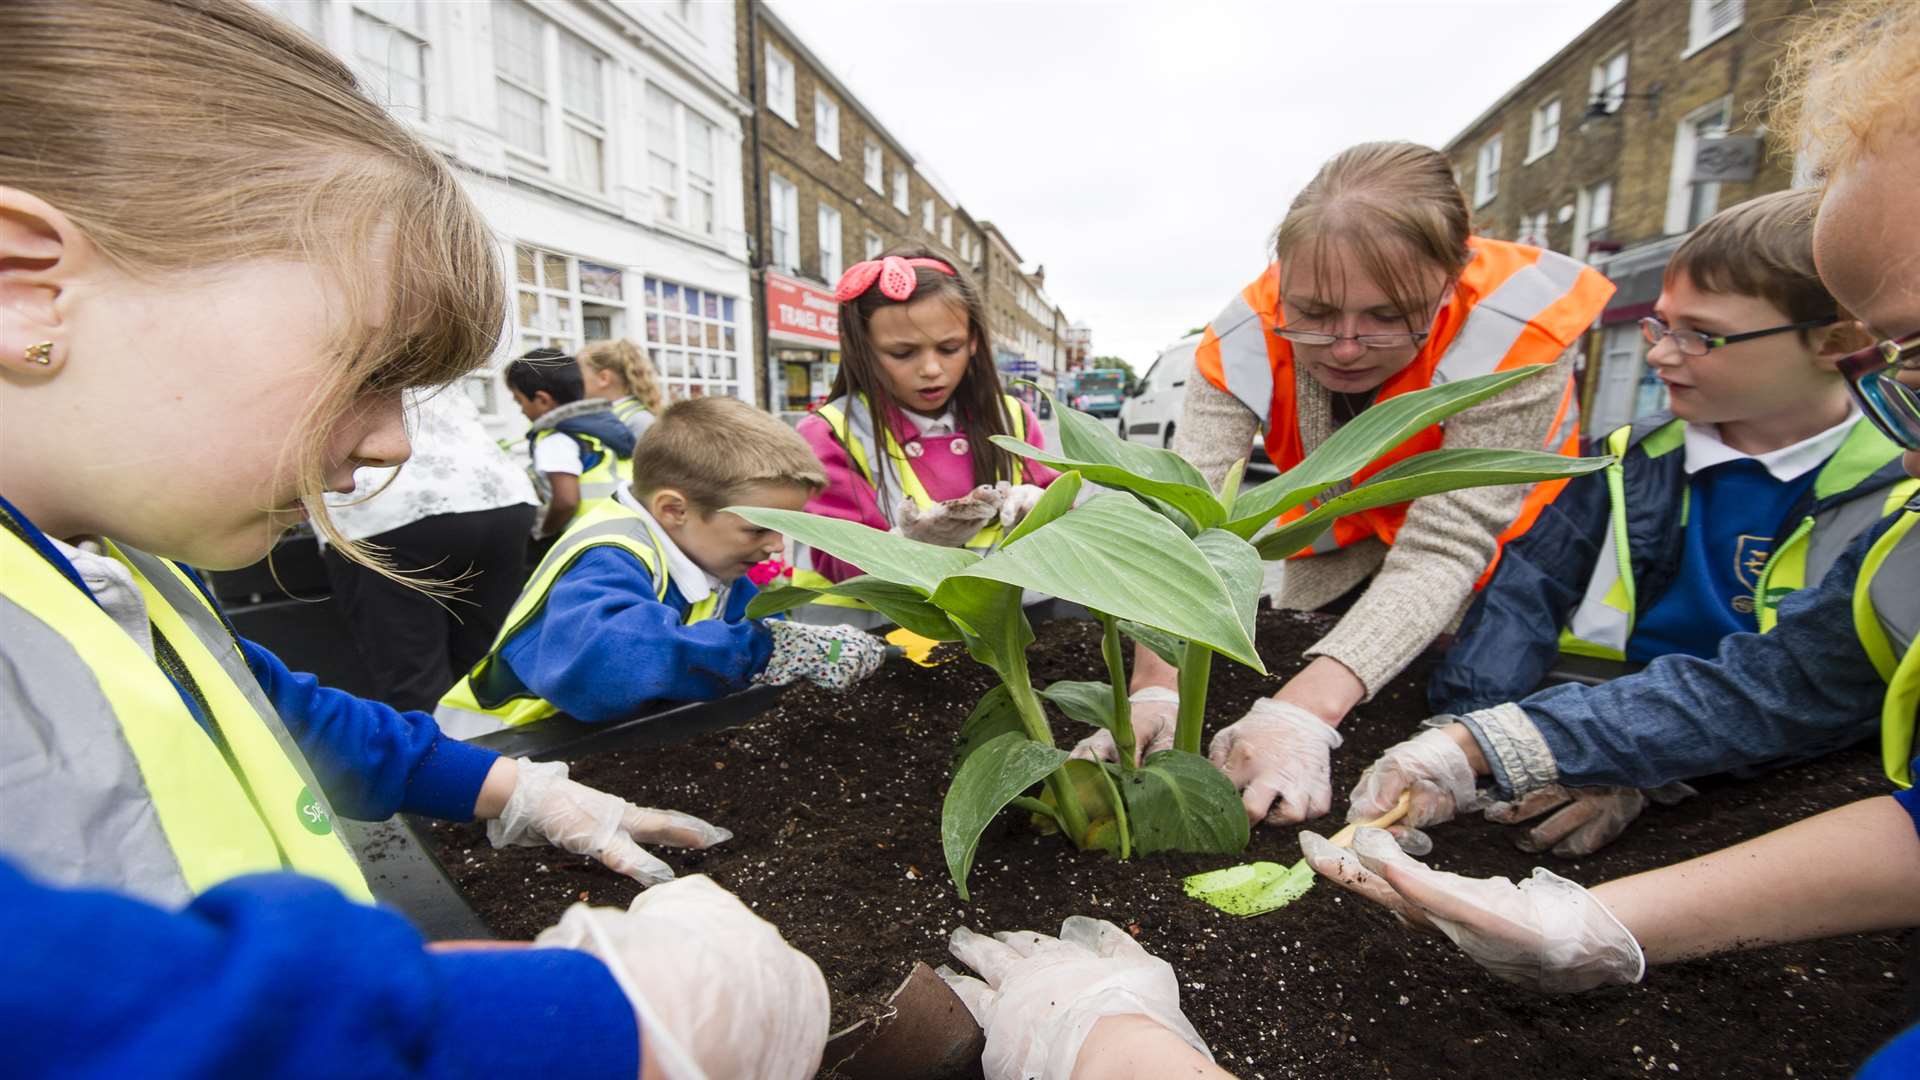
[507,348,637,540]
[1427,190,1916,853]
[437,395,889,738]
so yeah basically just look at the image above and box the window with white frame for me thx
[642,278,745,402]
[814,91,840,158]
[765,44,796,124]
[1589,49,1628,115]
[670,0,699,34]
[1517,209,1551,248]
[1473,134,1502,208]
[865,232,884,260]
[1573,179,1614,261]
[1686,0,1743,55]
[921,198,935,234]
[644,85,718,236]
[892,167,910,214]
[941,214,953,249]
[349,1,427,121]
[1666,98,1731,234]
[512,243,626,358]
[262,0,323,36]
[863,142,884,192]
[818,204,843,282]
[494,4,608,194]
[768,173,798,272]
[1527,98,1560,162]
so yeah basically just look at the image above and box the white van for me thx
[1119,332,1272,473]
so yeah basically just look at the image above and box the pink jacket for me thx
[796,398,1060,582]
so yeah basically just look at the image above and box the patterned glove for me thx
[756,620,889,690]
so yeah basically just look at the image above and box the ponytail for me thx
[579,338,663,413]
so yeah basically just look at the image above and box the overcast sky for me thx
[768,0,1620,367]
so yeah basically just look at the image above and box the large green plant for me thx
[741,365,1609,900]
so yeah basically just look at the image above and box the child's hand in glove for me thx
[898,484,1006,546]
[756,620,889,690]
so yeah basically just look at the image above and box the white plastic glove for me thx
[1207,697,1343,825]
[1348,727,1485,838]
[1483,782,1697,857]
[994,481,1048,530]
[937,916,1211,1080]
[488,758,730,887]
[534,875,830,1080]
[755,619,889,690]
[1300,827,1645,993]
[898,484,1006,546]
[1068,686,1179,766]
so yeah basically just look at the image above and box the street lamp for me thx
[1584,83,1661,122]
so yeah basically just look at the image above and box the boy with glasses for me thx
[1426,189,1917,855]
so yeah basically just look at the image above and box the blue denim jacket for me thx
[1462,511,1904,796]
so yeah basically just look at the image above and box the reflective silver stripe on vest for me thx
[1872,509,1920,655]
[1433,250,1588,384]
[117,549,367,877]
[580,480,623,499]
[1807,494,1895,587]
[530,517,667,600]
[0,592,196,906]
[1209,292,1274,420]
[1542,370,1580,449]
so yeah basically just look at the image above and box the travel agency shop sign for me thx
[766,271,839,346]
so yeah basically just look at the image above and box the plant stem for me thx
[1001,650,1094,847]
[1098,614,1136,771]
[1173,640,1213,755]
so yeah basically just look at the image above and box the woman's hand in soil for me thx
[1348,727,1485,834]
[937,916,1213,1080]
[1300,827,1645,993]
[1069,686,1179,766]
[756,620,890,691]
[1206,698,1342,825]
[534,875,830,1080]
[1483,782,1696,857]
[487,758,732,887]
[897,484,1006,546]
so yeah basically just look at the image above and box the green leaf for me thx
[1251,447,1612,559]
[1034,758,1127,855]
[942,732,1069,900]
[744,581,819,620]
[728,506,977,593]
[955,493,1265,672]
[955,686,1023,769]
[1001,470,1084,547]
[1192,529,1263,649]
[1217,456,1248,511]
[1223,366,1554,537]
[1038,680,1118,734]
[1119,620,1187,668]
[1122,749,1250,856]
[992,436,1224,531]
[931,575,1032,672]
[813,577,960,641]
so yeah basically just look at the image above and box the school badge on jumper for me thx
[1731,534,1771,614]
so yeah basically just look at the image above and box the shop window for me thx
[507,244,627,413]
[644,278,746,402]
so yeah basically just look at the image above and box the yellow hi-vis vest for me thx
[0,524,372,907]
[789,393,1029,597]
[1856,501,1919,788]
[531,428,631,502]
[1559,418,1918,660]
[437,498,720,733]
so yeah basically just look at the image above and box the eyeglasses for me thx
[1839,329,1920,451]
[1273,327,1431,349]
[1639,314,1839,357]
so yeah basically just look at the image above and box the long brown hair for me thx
[831,245,1016,520]
[1272,142,1473,330]
[0,0,504,577]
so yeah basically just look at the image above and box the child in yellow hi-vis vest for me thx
[438,396,890,739]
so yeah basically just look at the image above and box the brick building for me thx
[738,1,991,419]
[1443,0,1815,434]
[978,222,1069,395]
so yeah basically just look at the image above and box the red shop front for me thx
[766,271,841,424]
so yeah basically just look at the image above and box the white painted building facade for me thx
[257,0,756,437]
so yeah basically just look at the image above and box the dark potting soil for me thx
[426,610,1917,1080]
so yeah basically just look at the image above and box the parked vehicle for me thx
[1120,332,1273,473]
[1062,368,1129,418]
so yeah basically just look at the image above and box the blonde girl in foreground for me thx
[0,2,824,1077]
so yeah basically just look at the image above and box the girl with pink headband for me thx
[793,246,1061,582]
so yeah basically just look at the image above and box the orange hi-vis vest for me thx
[1195,237,1614,581]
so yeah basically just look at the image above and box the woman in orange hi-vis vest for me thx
[1072,142,1614,830]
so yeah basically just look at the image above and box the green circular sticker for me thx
[295,786,333,835]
